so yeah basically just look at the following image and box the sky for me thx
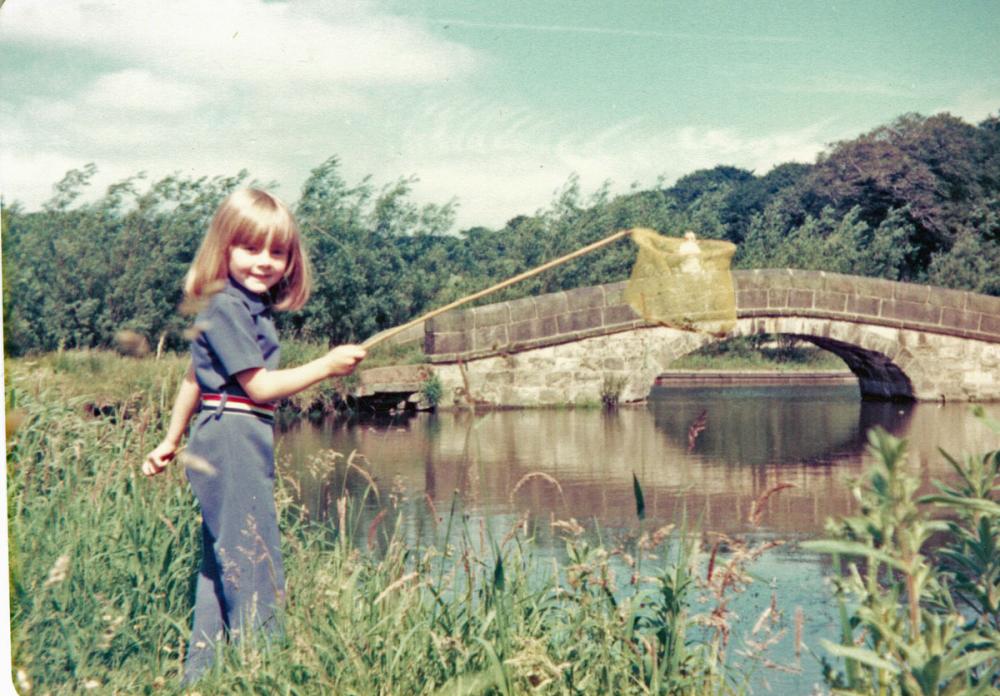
[1,0,998,231]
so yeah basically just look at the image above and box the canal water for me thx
[276,382,1000,692]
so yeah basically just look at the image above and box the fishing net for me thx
[624,228,737,335]
[364,226,738,350]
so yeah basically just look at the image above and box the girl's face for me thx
[228,233,289,295]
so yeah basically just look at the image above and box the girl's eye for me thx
[270,248,287,258]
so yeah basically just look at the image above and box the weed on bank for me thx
[6,353,999,694]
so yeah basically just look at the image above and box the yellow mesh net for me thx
[624,228,737,335]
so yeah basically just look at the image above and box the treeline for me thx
[3,111,999,356]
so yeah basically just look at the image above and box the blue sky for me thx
[2,0,998,230]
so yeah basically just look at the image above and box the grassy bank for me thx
[7,353,997,694]
[669,336,845,372]
[6,340,426,423]
[4,356,749,694]
[10,335,844,422]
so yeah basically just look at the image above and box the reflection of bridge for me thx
[281,403,972,537]
[424,270,1000,404]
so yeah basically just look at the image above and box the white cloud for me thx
[762,75,915,98]
[5,1,988,232]
[82,70,210,114]
[391,102,828,229]
[1,0,476,86]
[939,88,1000,123]
[1,149,83,208]
[0,1,479,211]
[430,18,805,44]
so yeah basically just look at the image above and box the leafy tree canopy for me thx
[3,111,997,356]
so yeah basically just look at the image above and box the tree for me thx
[786,113,996,274]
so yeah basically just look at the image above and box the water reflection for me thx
[278,386,999,537]
[648,384,915,464]
[276,387,999,693]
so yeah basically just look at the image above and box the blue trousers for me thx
[182,407,285,682]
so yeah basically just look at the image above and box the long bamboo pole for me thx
[362,227,634,350]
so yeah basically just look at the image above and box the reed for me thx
[17,351,993,694]
[6,356,752,694]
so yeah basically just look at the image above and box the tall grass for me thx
[6,356,750,694]
[10,352,995,694]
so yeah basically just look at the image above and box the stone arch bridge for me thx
[421,270,1000,406]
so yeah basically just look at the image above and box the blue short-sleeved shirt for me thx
[191,278,281,399]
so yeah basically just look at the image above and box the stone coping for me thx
[654,370,858,386]
[355,364,430,396]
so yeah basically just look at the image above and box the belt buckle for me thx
[212,393,227,419]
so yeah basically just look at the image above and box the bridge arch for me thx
[424,270,1000,406]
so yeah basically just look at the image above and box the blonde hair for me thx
[185,188,311,311]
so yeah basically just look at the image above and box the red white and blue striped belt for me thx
[201,394,276,422]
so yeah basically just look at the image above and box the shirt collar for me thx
[225,277,270,316]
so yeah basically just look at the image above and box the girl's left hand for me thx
[143,441,176,477]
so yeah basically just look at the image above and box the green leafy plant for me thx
[803,425,1000,695]
[419,370,443,409]
[601,373,628,410]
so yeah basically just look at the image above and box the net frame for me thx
[624,228,737,336]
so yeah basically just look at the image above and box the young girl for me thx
[143,188,365,682]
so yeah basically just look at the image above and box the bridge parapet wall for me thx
[735,270,1000,343]
[425,269,1000,362]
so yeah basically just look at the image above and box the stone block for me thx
[508,296,538,322]
[789,289,815,309]
[736,289,768,309]
[757,269,797,289]
[767,288,790,308]
[892,282,931,303]
[498,386,520,405]
[981,313,1000,335]
[425,331,470,355]
[513,370,546,387]
[491,370,518,386]
[968,293,1000,316]
[473,303,511,328]
[553,342,584,358]
[881,300,941,326]
[927,287,967,310]
[966,293,1000,317]
[940,308,981,333]
[733,271,765,290]
[557,308,604,334]
[604,303,641,326]
[429,309,474,333]
[603,281,629,305]
[789,271,825,291]
[814,291,848,313]
[602,357,625,370]
[847,295,881,317]
[822,273,857,294]
[852,276,894,299]
[535,292,570,318]
[566,285,606,311]
[472,325,509,352]
[961,370,995,387]
[545,371,573,388]
[359,364,430,386]
[509,316,559,343]
[538,388,562,404]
